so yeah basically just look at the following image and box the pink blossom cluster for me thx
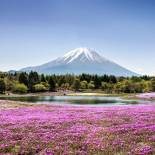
[0,105,155,154]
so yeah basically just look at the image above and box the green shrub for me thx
[80,81,88,89]
[41,82,49,88]
[61,83,70,90]
[13,83,28,94]
[151,78,155,91]
[88,81,95,90]
[101,82,113,93]
[34,83,48,92]
[4,78,14,91]
[72,78,80,91]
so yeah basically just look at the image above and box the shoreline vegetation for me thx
[0,90,134,97]
[0,72,155,96]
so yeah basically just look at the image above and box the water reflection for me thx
[0,95,145,106]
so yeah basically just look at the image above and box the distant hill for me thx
[20,47,139,76]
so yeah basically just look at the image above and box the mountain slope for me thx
[21,48,138,76]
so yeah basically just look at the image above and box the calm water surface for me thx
[0,95,154,106]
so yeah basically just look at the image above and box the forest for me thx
[0,71,155,94]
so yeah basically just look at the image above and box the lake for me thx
[0,95,154,106]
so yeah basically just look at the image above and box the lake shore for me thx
[0,90,74,97]
[0,90,135,97]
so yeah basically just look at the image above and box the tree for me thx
[79,73,91,83]
[58,76,65,87]
[0,78,6,94]
[80,80,88,89]
[114,82,123,93]
[121,80,134,93]
[101,75,110,83]
[101,82,113,93]
[28,71,40,92]
[151,78,155,91]
[19,72,28,86]
[72,78,80,91]
[88,81,95,90]
[143,81,152,92]
[131,76,142,82]
[101,82,109,91]
[92,75,101,89]
[34,83,48,92]
[48,77,56,91]
[109,75,117,83]
[12,83,28,94]
[41,82,49,89]
[41,74,46,82]
[61,83,70,90]
[133,82,143,93]
[4,77,14,91]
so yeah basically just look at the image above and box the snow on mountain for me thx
[61,48,105,63]
[20,47,138,76]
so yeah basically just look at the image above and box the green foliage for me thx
[0,78,6,94]
[101,82,109,91]
[80,80,88,89]
[101,82,113,93]
[114,82,122,93]
[117,80,143,93]
[131,76,142,82]
[151,78,155,91]
[120,80,134,93]
[48,77,56,91]
[4,77,14,91]
[41,74,46,82]
[58,76,65,87]
[72,78,80,91]
[92,75,101,89]
[88,81,95,90]
[0,71,155,94]
[133,82,144,93]
[33,83,48,92]
[41,82,49,88]
[109,75,117,83]
[61,83,70,90]
[28,71,40,91]
[143,81,152,92]
[13,83,28,94]
[19,72,28,86]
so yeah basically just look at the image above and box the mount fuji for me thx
[20,48,138,76]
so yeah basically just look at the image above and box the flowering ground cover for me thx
[0,102,155,155]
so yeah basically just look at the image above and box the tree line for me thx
[0,71,155,94]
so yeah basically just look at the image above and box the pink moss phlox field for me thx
[0,105,155,154]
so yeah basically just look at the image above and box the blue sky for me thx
[0,0,155,75]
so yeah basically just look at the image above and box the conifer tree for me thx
[0,78,6,94]
[48,77,56,91]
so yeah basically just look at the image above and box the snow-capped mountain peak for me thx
[62,47,106,64]
[20,47,139,76]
